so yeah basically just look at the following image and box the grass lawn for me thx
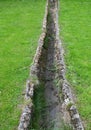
[0,0,45,130]
[60,0,91,129]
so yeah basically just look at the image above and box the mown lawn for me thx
[60,0,91,129]
[0,0,45,130]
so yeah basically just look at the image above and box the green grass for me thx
[0,0,46,130]
[60,0,91,129]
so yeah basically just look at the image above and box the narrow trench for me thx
[18,1,84,130]
[30,1,71,130]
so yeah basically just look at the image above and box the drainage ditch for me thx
[30,1,64,129]
[18,0,84,130]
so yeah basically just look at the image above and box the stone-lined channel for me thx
[18,0,84,130]
[30,1,63,129]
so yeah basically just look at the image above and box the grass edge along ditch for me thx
[0,0,46,130]
[60,0,91,129]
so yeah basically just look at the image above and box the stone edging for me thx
[56,1,84,129]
